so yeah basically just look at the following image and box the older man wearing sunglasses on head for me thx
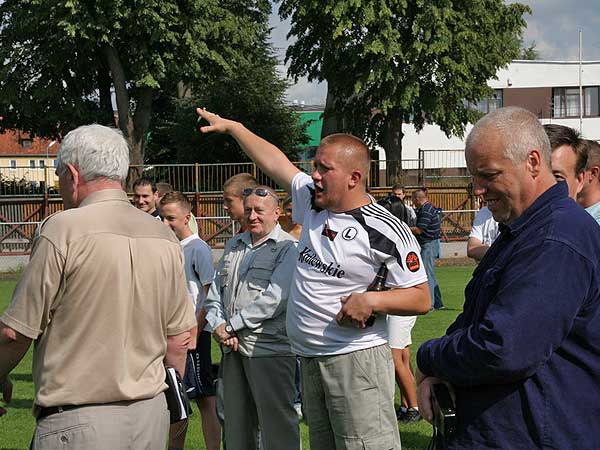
[204,185,300,450]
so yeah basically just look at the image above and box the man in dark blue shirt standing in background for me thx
[416,106,600,449]
[411,188,444,310]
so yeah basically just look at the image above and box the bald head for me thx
[466,106,551,166]
[320,133,370,183]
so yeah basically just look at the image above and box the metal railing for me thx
[0,221,40,254]
[0,153,472,198]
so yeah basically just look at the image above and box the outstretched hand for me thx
[196,108,238,135]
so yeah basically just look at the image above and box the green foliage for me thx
[0,0,273,161]
[0,174,47,196]
[146,45,308,164]
[280,0,530,153]
[520,40,539,60]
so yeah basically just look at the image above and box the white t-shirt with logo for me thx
[469,207,499,247]
[181,234,215,330]
[288,172,428,356]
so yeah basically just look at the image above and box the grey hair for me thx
[57,124,130,183]
[466,106,551,165]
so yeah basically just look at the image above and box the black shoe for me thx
[395,406,407,420]
[399,408,422,423]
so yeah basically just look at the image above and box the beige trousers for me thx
[300,344,401,450]
[32,394,169,450]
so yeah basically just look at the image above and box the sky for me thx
[268,0,600,105]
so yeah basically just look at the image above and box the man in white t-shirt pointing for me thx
[197,108,431,450]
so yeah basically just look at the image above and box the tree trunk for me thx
[97,63,115,126]
[321,87,344,138]
[177,81,192,99]
[382,107,404,185]
[103,45,154,190]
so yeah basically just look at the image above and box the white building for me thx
[397,59,600,169]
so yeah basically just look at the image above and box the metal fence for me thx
[419,149,470,187]
[0,153,476,256]
[0,209,479,257]
[0,152,471,197]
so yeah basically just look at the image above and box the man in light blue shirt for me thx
[577,139,600,224]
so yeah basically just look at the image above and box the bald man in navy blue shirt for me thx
[416,106,600,450]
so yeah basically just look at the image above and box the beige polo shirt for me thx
[1,189,196,409]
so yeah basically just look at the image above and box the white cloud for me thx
[516,0,600,60]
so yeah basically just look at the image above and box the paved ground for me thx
[0,255,29,273]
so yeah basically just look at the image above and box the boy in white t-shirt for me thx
[160,192,221,450]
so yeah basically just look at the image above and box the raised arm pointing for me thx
[196,108,300,193]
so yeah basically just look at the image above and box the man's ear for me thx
[349,168,363,187]
[576,170,586,195]
[590,166,600,183]
[66,163,81,187]
[526,149,543,176]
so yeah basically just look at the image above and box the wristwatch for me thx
[224,322,235,335]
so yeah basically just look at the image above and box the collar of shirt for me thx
[78,189,130,207]
[238,223,283,249]
[501,182,566,237]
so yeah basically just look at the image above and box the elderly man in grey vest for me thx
[205,185,300,450]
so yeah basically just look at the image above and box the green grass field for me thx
[0,265,474,449]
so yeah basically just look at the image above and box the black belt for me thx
[37,405,80,421]
[36,398,153,421]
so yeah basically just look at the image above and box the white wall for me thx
[491,60,600,89]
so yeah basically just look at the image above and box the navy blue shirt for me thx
[417,182,600,450]
[415,201,441,244]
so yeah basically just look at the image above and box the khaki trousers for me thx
[222,351,300,450]
[300,344,401,450]
[32,394,169,450]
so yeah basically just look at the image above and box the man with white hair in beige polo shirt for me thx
[0,124,196,449]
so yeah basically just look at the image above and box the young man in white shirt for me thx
[197,108,431,450]
[160,192,221,450]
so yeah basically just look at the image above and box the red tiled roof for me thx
[0,130,60,156]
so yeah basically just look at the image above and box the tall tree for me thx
[279,0,530,182]
[0,0,270,171]
[146,42,308,165]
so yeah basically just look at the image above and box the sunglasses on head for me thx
[242,188,278,199]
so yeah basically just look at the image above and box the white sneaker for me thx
[294,402,303,420]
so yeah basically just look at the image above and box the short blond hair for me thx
[223,173,258,197]
[159,191,192,213]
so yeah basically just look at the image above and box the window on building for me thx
[585,86,599,116]
[553,86,600,118]
[39,160,45,169]
[468,89,503,114]
[10,160,16,170]
[22,139,32,149]
[29,160,36,169]
[53,159,59,168]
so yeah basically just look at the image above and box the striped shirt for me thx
[415,202,441,244]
